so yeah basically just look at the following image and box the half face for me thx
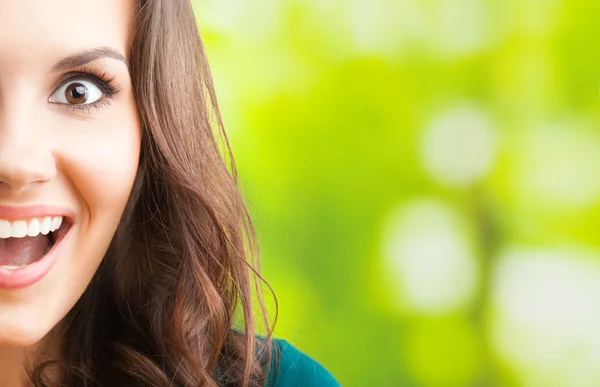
[0,0,140,347]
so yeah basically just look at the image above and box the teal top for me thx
[267,339,341,387]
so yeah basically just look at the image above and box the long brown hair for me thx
[31,0,275,385]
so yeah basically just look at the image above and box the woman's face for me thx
[0,0,140,348]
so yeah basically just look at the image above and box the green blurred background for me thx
[193,1,600,386]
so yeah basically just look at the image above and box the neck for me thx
[0,345,33,387]
[0,326,63,387]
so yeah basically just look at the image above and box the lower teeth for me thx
[1,265,24,269]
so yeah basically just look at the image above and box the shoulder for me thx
[266,339,341,387]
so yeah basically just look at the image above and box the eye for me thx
[50,79,104,105]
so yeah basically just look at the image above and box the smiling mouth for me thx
[0,217,72,268]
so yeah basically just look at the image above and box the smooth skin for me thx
[0,0,140,385]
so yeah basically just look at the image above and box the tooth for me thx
[0,220,10,238]
[40,217,51,235]
[27,218,40,237]
[0,265,23,270]
[51,216,62,232]
[10,221,27,238]
[55,216,63,230]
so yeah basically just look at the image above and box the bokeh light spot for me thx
[492,246,600,386]
[420,105,499,187]
[348,0,420,56]
[510,122,600,209]
[429,0,492,57]
[382,199,479,314]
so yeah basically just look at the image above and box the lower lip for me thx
[0,225,73,289]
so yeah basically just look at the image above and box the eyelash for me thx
[52,66,122,115]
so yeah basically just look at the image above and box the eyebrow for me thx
[51,47,127,72]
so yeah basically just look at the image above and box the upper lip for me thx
[0,204,75,222]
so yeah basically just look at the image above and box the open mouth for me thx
[0,216,72,269]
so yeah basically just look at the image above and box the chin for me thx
[0,318,54,349]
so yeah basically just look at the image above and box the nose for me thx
[0,138,56,191]
[0,81,57,192]
[0,127,56,192]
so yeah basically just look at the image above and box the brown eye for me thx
[65,83,88,104]
[50,79,104,105]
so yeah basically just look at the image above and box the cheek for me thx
[50,106,141,327]
[0,103,142,348]
[56,110,140,309]
[59,121,141,220]
[59,105,141,211]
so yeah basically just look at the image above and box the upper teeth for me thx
[0,216,63,239]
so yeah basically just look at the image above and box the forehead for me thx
[0,0,136,69]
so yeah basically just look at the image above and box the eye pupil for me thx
[65,83,88,104]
